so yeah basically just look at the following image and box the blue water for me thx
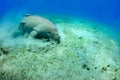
[0,0,120,31]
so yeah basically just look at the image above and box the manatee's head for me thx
[53,33,60,44]
[50,30,60,44]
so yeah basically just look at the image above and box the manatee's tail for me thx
[18,21,26,30]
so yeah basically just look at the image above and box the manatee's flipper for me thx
[29,30,38,39]
[24,14,31,17]
[32,26,50,40]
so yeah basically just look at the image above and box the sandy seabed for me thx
[0,14,120,80]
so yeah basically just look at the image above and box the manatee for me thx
[18,14,60,43]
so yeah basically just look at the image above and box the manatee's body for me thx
[19,15,60,43]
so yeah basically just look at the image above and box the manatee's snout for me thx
[56,36,60,44]
[54,35,60,44]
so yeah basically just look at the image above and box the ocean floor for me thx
[0,15,120,80]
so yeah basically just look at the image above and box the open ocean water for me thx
[0,0,120,80]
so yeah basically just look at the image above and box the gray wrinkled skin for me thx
[19,15,60,44]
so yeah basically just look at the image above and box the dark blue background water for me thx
[0,0,120,30]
